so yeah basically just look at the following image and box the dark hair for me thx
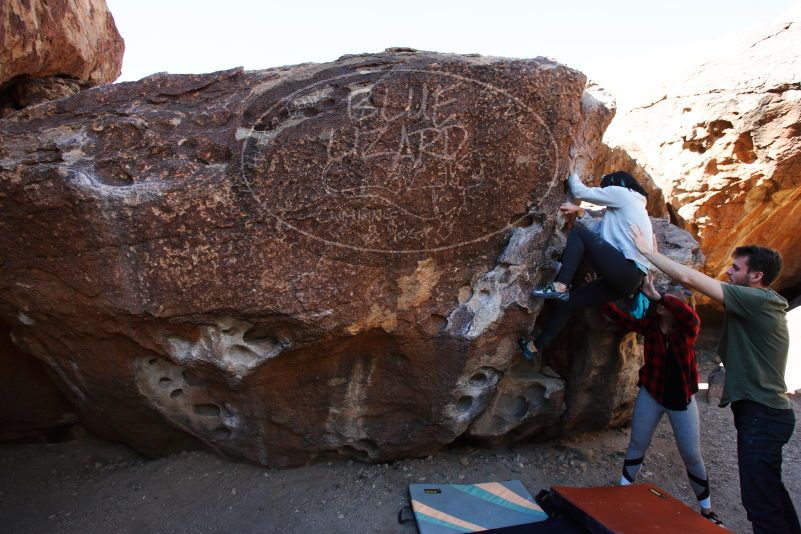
[733,245,783,287]
[600,171,649,198]
[665,284,695,308]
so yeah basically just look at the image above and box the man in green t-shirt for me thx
[630,227,798,534]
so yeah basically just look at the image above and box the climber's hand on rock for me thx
[559,202,583,216]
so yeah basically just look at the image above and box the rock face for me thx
[0,0,123,113]
[605,15,801,294]
[0,50,697,466]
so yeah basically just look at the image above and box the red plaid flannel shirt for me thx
[601,295,700,407]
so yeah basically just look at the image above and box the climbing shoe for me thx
[701,510,725,528]
[530,282,570,302]
[517,337,538,361]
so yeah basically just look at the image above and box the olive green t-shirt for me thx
[718,283,791,409]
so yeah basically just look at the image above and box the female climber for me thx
[602,276,724,527]
[519,170,653,358]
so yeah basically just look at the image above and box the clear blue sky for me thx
[108,0,795,95]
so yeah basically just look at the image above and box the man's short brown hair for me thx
[733,246,783,287]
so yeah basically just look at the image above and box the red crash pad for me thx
[548,483,729,533]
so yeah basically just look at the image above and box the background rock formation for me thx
[0,0,123,114]
[0,50,699,466]
[605,14,801,297]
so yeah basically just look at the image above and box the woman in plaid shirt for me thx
[602,275,724,527]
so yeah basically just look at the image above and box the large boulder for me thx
[0,50,696,465]
[0,0,124,113]
[605,12,801,294]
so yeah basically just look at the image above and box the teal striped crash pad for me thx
[408,480,548,533]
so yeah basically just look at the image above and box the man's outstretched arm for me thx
[630,225,725,304]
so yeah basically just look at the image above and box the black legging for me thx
[534,224,644,350]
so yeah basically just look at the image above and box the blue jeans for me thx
[732,400,800,534]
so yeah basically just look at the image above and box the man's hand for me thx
[630,224,652,254]
[641,274,661,301]
[559,202,584,216]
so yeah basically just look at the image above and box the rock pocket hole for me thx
[469,372,488,387]
[159,377,172,385]
[733,131,757,163]
[243,325,277,343]
[148,358,158,365]
[498,394,529,420]
[182,370,202,386]
[193,404,221,417]
[356,438,379,455]
[455,396,473,412]
[340,445,370,462]
[170,389,183,398]
[95,160,134,186]
[512,396,528,419]
[477,290,493,305]
[426,314,448,332]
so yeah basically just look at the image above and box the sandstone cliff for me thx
[605,13,801,295]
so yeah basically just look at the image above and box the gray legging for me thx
[622,387,711,509]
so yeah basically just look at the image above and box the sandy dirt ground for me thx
[1,355,799,534]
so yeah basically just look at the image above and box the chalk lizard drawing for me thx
[238,68,561,254]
